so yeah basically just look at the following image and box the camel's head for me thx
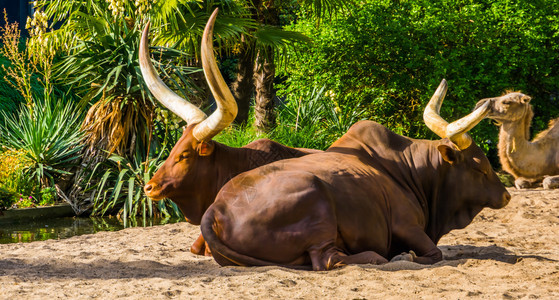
[475,92,532,123]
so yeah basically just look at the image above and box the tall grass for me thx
[215,85,367,150]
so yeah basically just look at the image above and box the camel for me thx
[476,93,559,189]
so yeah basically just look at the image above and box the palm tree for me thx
[39,0,347,133]
[229,0,351,131]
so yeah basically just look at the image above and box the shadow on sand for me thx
[1,244,556,279]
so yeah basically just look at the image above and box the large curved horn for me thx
[423,79,490,149]
[139,22,207,125]
[192,8,238,142]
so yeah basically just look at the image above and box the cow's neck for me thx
[423,143,483,244]
[210,142,258,189]
[173,142,256,225]
[428,193,483,244]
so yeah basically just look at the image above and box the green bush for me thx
[38,187,57,206]
[0,149,37,208]
[279,0,559,166]
[88,151,182,220]
[0,186,16,209]
[213,86,366,151]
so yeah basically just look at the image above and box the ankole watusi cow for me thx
[200,79,511,270]
[139,9,320,255]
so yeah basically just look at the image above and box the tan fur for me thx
[480,92,559,188]
[497,105,533,178]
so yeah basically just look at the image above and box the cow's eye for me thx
[474,168,487,176]
[179,152,190,160]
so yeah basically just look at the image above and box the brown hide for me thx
[144,125,319,255]
[144,125,319,225]
[201,120,510,270]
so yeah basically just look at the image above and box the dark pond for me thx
[0,216,185,244]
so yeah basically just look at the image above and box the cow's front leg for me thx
[392,227,442,264]
[190,233,212,256]
[308,243,388,270]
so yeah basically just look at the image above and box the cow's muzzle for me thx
[144,182,164,201]
[493,190,511,209]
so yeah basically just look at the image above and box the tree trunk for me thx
[252,0,279,132]
[253,48,276,132]
[230,36,255,125]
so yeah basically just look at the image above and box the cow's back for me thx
[242,139,321,169]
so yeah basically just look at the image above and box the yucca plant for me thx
[0,97,85,188]
[278,85,328,131]
[54,3,201,157]
[321,99,367,140]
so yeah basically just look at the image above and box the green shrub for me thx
[38,187,57,206]
[279,0,559,166]
[214,121,267,148]
[0,149,37,205]
[13,195,36,208]
[89,152,182,221]
[0,186,16,209]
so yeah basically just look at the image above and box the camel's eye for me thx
[502,99,513,105]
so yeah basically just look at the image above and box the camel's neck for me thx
[497,108,544,179]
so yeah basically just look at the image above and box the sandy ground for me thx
[0,188,558,299]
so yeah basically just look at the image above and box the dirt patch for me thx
[1,188,558,299]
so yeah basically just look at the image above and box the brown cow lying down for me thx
[200,80,511,271]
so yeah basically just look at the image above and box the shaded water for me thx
[0,216,185,244]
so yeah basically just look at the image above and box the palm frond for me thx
[154,7,256,59]
[253,26,312,65]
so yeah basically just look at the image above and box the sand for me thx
[0,188,558,299]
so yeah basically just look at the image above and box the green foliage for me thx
[0,149,39,207]
[55,4,197,104]
[89,151,182,220]
[34,0,253,61]
[275,85,366,149]
[38,187,57,206]
[0,98,85,187]
[280,0,559,166]
[0,56,24,118]
[0,186,16,209]
[13,195,35,208]
[214,86,365,150]
[214,122,267,148]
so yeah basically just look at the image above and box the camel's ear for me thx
[197,141,215,156]
[521,95,531,104]
[438,144,462,164]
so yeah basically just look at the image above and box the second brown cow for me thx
[200,78,511,270]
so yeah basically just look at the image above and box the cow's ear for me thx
[197,141,215,156]
[437,144,460,164]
